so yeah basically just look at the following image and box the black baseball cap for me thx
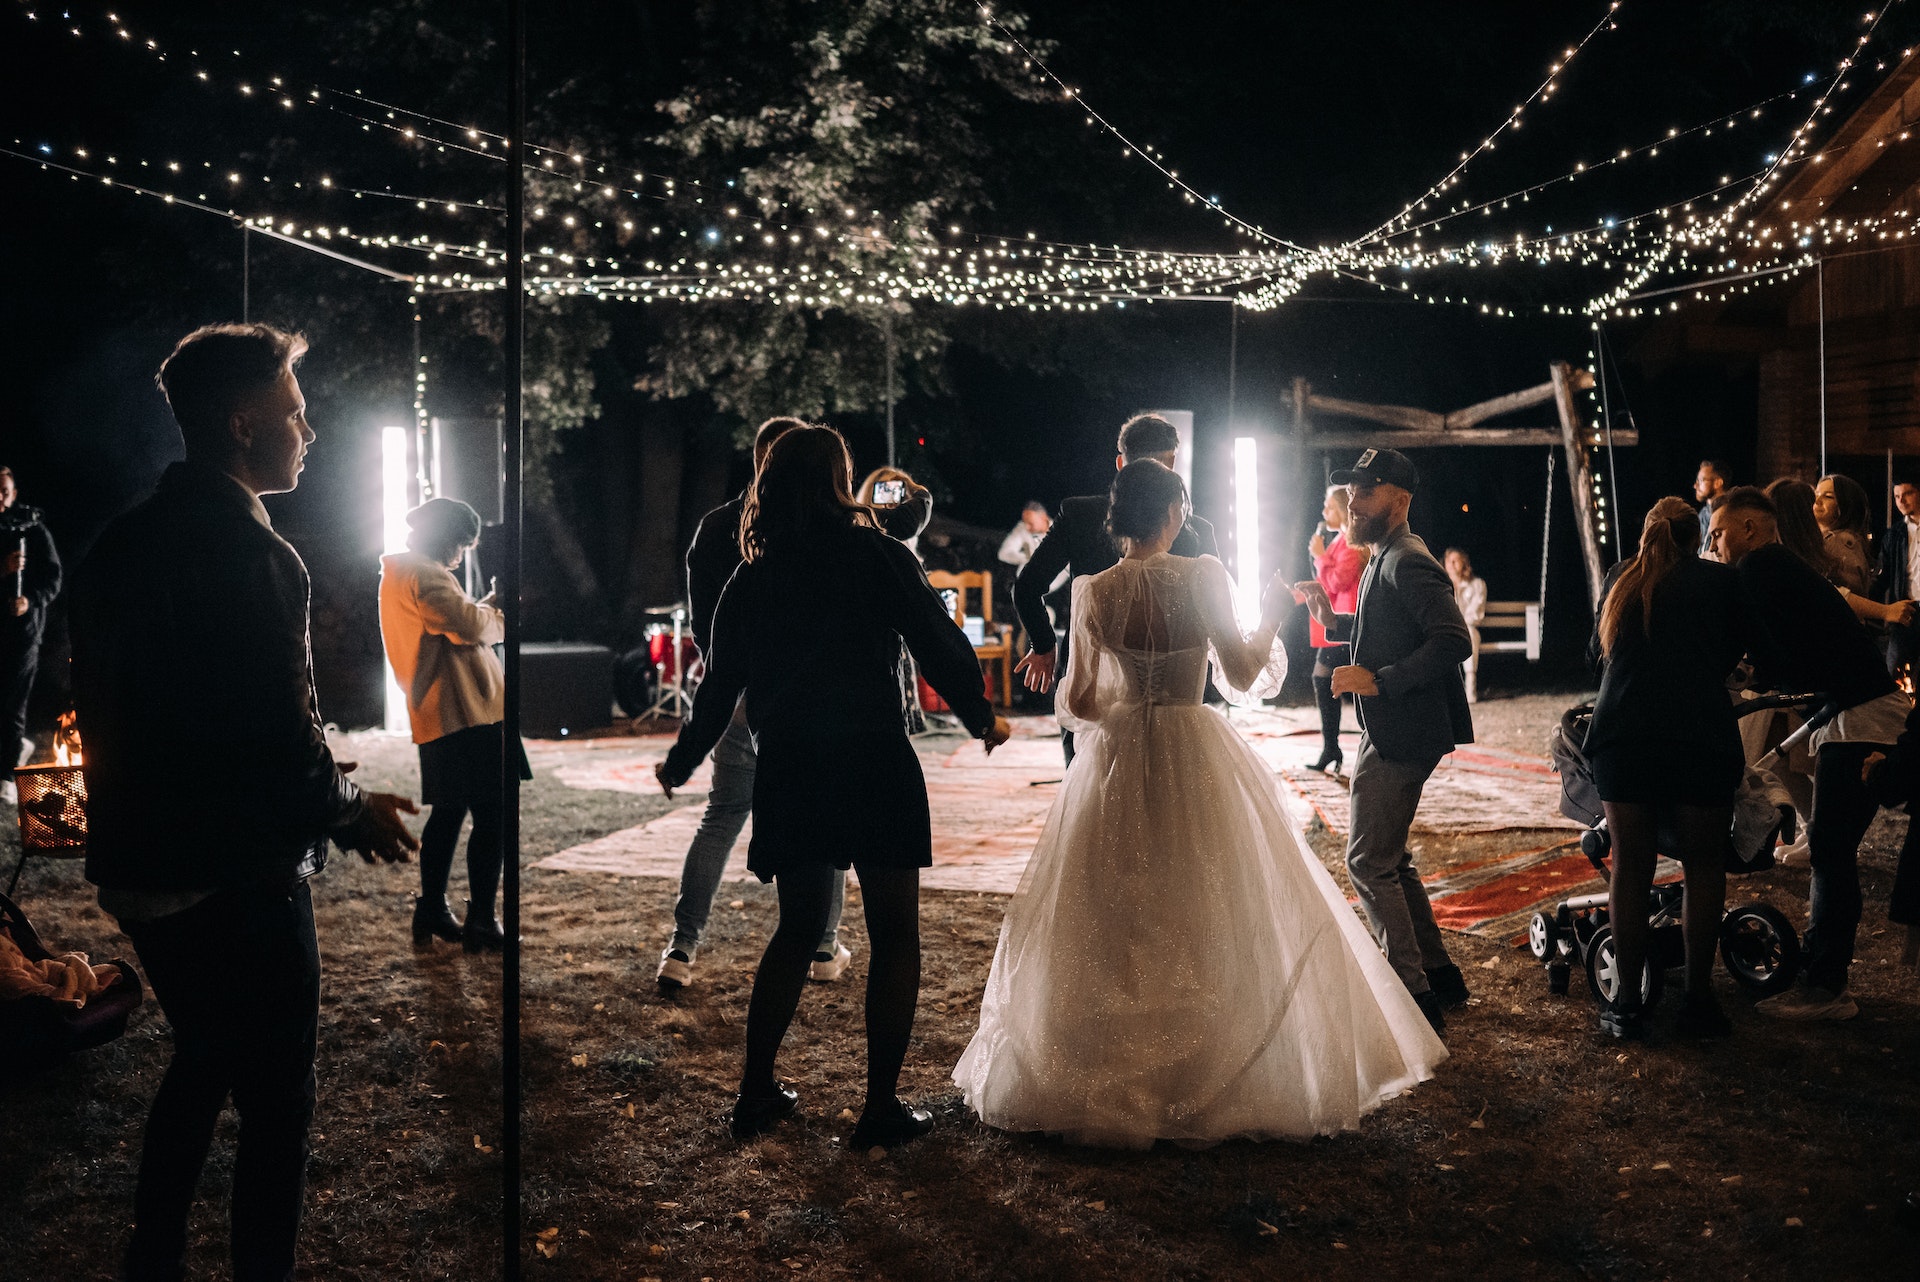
[1330,447,1420,493]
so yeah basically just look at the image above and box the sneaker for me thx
[657,946,694,992]
[1777,828,1812,868]
[808,942,853,983]
[1755,984,1858,1021]
[0,778,14,807]
[1424,963,1471,1009]
[1672,993,1733,1040]
[1598,1002,1647,1041]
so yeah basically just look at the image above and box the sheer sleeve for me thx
[1196,556,1287,706]
[1057,575,1105,732]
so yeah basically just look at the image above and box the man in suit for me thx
[1295,448,1473,1035]
[1878,477,1920,678]
[1012,413,1218,764]
[1694,458,1732,555]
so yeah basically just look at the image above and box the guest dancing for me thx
[378,497,528,953]
[657,425,1009,1147]
[1306,483,1367,773]
[956,460,1443,1147]
[1585,497,1756,1040]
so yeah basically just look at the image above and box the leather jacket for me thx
[74,462,369,891]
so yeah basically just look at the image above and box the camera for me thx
[872,479,906,506]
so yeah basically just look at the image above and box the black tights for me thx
[418,794,503,919]
[741,863,920,1113]
[1313,675,1343,762]
[1602,801,1728,1005]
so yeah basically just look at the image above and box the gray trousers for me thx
[1345,733,1453,993]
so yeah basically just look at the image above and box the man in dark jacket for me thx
[1711,486,1908,1021]
[1877,477,1920,677]
[656,415,854,993]
[0,465,61,805]
[1011,413,1218,763]
[1295,448,1473,1035]
[75,323,418,1282]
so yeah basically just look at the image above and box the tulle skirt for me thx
[953,702,1446,1148]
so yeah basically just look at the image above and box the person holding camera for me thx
[657,425,1009,1149]
[0,465,61,806]
[379,496,528,953]
[858,466,933,549]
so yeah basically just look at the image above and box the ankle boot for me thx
[462,901,508,953]
[412,896,463,946]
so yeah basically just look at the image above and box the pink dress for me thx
[1311,532,1365,649]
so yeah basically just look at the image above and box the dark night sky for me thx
[0,1,1902,669]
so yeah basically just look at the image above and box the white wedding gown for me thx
[953,553,1445,1148]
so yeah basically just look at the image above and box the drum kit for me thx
[640,604,701,720]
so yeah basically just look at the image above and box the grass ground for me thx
[4,692,1919,1280]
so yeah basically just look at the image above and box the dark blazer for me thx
[1013,494,1217,654]
[1878,518,1915,605]
[0,502,62,647]
[1734,542,1894,713]
[1324,523,1474,762]
[73,462,369,892]
[661,524,994,877]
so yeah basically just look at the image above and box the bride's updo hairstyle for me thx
[1106,458,1188,546]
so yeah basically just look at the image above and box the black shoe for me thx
[1672,992,1732,1040]
[412,896,463,947]
[1425,963,1471,1009]
[1413,989,1447,1036]
[462,901,509,953]
[1599,1002,1647,1040]
[850,1097,935,1149]
[1310,748,1344,774]
[730,1083,800,1140]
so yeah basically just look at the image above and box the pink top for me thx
[1311,531,1365,648]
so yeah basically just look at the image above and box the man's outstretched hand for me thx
[1291,581,1333,626]
[349,792,420,863]
[1015,648,1058,693]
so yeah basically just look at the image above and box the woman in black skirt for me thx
[658,426,1009,1146]
[1585,495,1755,1040]
[378,498,529,953]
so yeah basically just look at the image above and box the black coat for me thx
[1734,542,1895,713]
[1012,494,1217,655]
[73,463,368,891]
[661,524,994,878]
[1323,523,1474,763]
[0,501,62,648]
[1878,518,1915,604]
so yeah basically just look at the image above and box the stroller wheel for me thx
[1719,903,1802,996]
[1584,925,1665,1012]
[1528,912,1558,962]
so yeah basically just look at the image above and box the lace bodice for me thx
[1057,554,1284,730]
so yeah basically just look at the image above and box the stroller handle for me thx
[1733,691,1827,720]
[1753,695,1841,770]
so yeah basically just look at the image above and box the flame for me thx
[52,710,81,767]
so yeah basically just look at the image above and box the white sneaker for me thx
[1777,827,1811,868]
[808,942,853,983]
[1755,984,1858,1021]
[0,778,15,807]
[656,945,694,992]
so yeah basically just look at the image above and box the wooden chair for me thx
[926,570,1014,707]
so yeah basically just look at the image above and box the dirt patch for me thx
[5,700,1920,1280]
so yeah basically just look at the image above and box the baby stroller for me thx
[1534,693,1819,1010]
[0,890,144,1075]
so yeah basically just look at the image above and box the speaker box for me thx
[430,416,503,524]
[520,643,613,739]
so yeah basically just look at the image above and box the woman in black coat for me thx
[1586,495,1755,1041]
[658,425,1009,1146]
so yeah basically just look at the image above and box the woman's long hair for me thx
[1767,478,1833,577]
[1598,496,1699,657]
[739,424,877,562]
[1818,473,1872,543]
[1324,484,1351,532]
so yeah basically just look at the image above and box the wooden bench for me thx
[1477,600,1542,661]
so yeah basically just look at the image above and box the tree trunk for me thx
[529,489,602,602]
[623,406,686,627]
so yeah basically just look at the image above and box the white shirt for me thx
[1905,516,1920,601]
[998,522,1044,569]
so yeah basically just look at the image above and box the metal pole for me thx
[501,0,525,1275]
[1226,302,1238,429]
[884,309,896,468]
[1817,258,1828,477]
[242,226,250,322]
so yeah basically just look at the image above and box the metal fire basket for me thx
[8,763,87,895]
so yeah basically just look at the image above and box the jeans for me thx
[1807,742,1880,992]
[671,704,844,957]
[121,880,321,1282]
[1345,734,1454,993]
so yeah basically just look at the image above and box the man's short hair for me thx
[752,416,811,469]
[1711,485,1776,518]
[1700,458,1733,482]
[1022,500,1048,515]
[1896,476,1920,490]
[1118,413,1180,461]
[156,323,307,454]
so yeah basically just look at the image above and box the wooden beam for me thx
[1444,381,1556,429]
[1306,393,1442,433]
[1303,427,1638,449]
[1551,360,1609,608]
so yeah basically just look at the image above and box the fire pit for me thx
[7,715,86,895]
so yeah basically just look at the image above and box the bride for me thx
[953,460,1445,1148]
